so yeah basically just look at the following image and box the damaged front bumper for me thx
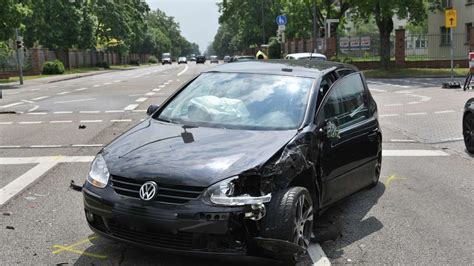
[83,183,269,255]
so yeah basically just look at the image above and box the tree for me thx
[0,0,31,41]
[351,0,427,69]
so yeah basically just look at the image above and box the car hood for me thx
[102,119,297,187]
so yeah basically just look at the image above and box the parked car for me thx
[190,54,196,62]
[463,98,474,153]
[285,52,327,61]
[210,55,219,64]
[196,55,206,64]
[231,55,256,62]
[178,56,187,64]
[162,52,172,65]
[223,55,231,63]
[82,61,382,262]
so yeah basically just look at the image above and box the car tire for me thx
[463,112,474,153]
[260,186,314,249]
[368,138,382,188]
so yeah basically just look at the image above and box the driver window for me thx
[321,73,369,129]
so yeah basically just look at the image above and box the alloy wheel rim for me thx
[464,117,474,148]
[293,194,313,249]
[374,144,382,182]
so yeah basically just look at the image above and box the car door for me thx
[316,72,379,206]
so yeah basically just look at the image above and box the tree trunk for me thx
[375,3,394,70]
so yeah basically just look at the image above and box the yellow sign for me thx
[445,9,457,28]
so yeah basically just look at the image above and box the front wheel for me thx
[463,113,474,153]
[260,187,314,249]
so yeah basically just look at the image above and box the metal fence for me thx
[0,47,32,72]
[406,32,470,60]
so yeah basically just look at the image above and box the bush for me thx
[130,59,140,66]
[268,37,281,59]
[342,57,353,64]
[42,60,65,74]
[95,61,110,69]
[148,56,158,64]
[330,56,341,62]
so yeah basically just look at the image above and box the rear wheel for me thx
[368,138,382,188]
[261,187,313,249]
[463,113,474,153]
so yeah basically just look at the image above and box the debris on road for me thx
[3,212,12,216]
[6,226,15,230]
[69,180,83,192]
[78,124,86,129]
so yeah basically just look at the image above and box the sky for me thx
[146,0,220,54]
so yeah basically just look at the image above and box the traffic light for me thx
[16,40,23,49]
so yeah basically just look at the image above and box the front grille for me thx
[110,175,205,204]
[108,220,194,250]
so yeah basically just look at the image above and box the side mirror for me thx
[146,104,160,116]
[319,119,340,140]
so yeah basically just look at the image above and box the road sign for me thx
[276,15,287,26]
[278,25,285,31]
[445,9,457,28]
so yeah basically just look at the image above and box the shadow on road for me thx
[316,182,386,260]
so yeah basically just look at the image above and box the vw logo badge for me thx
[139,181,158,201]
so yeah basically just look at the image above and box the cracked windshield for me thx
[1,0,473,265]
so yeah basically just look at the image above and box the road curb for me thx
[308,243,331,266]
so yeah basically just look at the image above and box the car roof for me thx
[203,60,357,78]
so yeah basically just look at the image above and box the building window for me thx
[467,0,474,5]
[440,26,451,46]
[467,23,473,43]
[441,0,452,8]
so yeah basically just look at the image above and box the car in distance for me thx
[223,55,231,63]
[82,60,382,262]
[162,52,172,65]
[285,52,327,61]
[196,55,206,64]
[463,98,474,153]
[210,55,219,64]
[178,56,187,64]
[231,55,256,62]
[190,54,196,61]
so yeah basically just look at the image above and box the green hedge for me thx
[42,60,65,74]
[148,55,158,64]
[95,61,110,69]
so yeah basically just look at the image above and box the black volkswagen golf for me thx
[82,61,382,261]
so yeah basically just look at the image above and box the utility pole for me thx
[15,28,24,85]
[313,4,318,52]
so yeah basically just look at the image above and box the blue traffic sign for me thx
[276,15,287,26]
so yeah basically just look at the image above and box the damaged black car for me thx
[82,61,382,262]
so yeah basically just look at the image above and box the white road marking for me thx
[0,102,23,108]
[79,111,100,114]
[382,150,449,156]
[27,112,47,115]
[369,88,387,93]
[308,243,331,266]
[54,98,96,104]
[105,110,124,113]
[30,145,62,148]
[145,92,155,96]
[177,65,188,76]
[31,96,49,101]
[124,104,139,111]
[132,109,146,113]
[390,139,417,143]
[19,121,42,124]
[384,104,403,107]
[57,91,71,95]
[103,82,112,85]
[407,94,431,102]
[28,106,39,112]
[21,100,34,104]
[80,120,102,123]
[53,111,73,114]
[140,119,145,121]
[435,110,455,114]
[395,90,413,94]
[110,119,132,122]
[159,85,166,88]
[168,80,173,83]
[0,122,13,125]
[408,102,420,105]
[75,87,88,91]
[113,80,121,83]
[152,89,161,92]
[440,137,464,142]
[0,145,21,148]
[406,112,428,116]
[93,84,100,87]
[71,144,103,147]
[49,120,72,124]
[135,97,148,102]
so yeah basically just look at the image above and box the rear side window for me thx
[320,73,369,129]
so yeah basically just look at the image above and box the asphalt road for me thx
[0,64,473,265]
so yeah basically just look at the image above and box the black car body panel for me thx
[83,60,381,260]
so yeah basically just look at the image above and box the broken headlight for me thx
[86,154,110,188]
[203,176,271,206]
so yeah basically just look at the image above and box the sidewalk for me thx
[0,65,145,90]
